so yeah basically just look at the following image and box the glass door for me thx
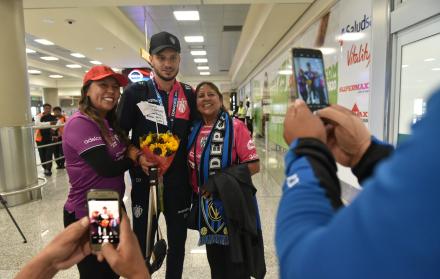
[390,16,440,145]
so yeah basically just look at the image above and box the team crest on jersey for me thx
[133,204,143,218]
[177,99,187,113]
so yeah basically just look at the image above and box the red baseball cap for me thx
[83,65,128,86]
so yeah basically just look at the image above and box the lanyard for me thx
[150,78,179,132]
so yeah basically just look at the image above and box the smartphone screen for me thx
[88,197,120,247]
[292,48,329,110]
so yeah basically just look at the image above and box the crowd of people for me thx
[18,29,440,279]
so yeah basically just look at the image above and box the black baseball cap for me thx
[149,31,181,55]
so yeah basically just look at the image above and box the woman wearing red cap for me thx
[62,65,151,278]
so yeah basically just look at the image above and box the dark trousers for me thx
[63,209,119,279]
[129,167,190,279]
[37,142,54,170]
[206,244,250,279]
[53,139,65,167]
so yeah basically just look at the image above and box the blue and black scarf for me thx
[187,111,234,245]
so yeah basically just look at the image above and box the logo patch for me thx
[286,173,300,188]
[177,99,187,113]
[247,140,256,150]
[133,205,143,218]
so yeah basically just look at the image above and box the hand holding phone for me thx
[87,189,121,251]
[292,48,329,111]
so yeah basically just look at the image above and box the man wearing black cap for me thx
[117,31,196,278]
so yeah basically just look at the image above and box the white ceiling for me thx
[22,0,314,92]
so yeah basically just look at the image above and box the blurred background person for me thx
[52,106,66,169]
[35,103,57,176]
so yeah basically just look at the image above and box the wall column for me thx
[43,88,60,107]
[0,0,41,206]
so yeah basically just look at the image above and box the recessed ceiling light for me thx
[66,64,82,68]
[90,61,102,65]
[197,66,210,70]
[71,53,85,58]
[49,74,63,79]
[185,36,204,43]
[278,70,293,75]
[96,47,104,51]
[319,47,336,55]
[112,68,121,72]
[173,11,200,21]
[28,69,42,75]
[200,72,210,76]
[432,68,440,71]
[424,58,436,62]
[34,38,55,45]
[402,64,409,68]
[191,50,207,56]
[26,48,36,54]
[194,58,208,63]
[40,56,59,61]
[42,18,55,24]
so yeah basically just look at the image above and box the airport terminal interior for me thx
[0,0,439,278]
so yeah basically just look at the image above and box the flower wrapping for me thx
[139,132,180,176]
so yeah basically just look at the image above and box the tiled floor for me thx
[0,138,285,279]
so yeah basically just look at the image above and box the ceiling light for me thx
[278,70,293,75]
[96,47,104,51]
[71,53,85,58]
[34,38,55,45]
[424,58,436,62]
[191,50,207,56]
[28,69,41,75]
[402,64,409,68]
[197,66,210,70]
[337,32,365,42]
[90,61,102,65]
[112,68,121,72]
[26,48,36,54]
[173,11,200,21]
[432,68,440,71]
[49,75,63,79]
[319,47,336,55]
[66,64,82,68]
[185,36,204,43]
[40,56,59,61]
[194,58,208,63]
[200,72,210,76]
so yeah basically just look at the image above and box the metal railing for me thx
[33,124,65,167]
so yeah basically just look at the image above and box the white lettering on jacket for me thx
[83,136,102,145]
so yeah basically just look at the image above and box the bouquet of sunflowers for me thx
[139,132,180,176]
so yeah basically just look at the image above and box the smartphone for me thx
[292,48,329,111]
[86,189,121,251]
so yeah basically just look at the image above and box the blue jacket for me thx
[276,88,440,278]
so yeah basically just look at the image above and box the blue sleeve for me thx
[276,89,440,279]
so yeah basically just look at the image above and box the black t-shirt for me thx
[116,79,197,186]
[39,113,57,143]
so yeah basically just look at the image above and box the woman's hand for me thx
[138,154,156,176]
